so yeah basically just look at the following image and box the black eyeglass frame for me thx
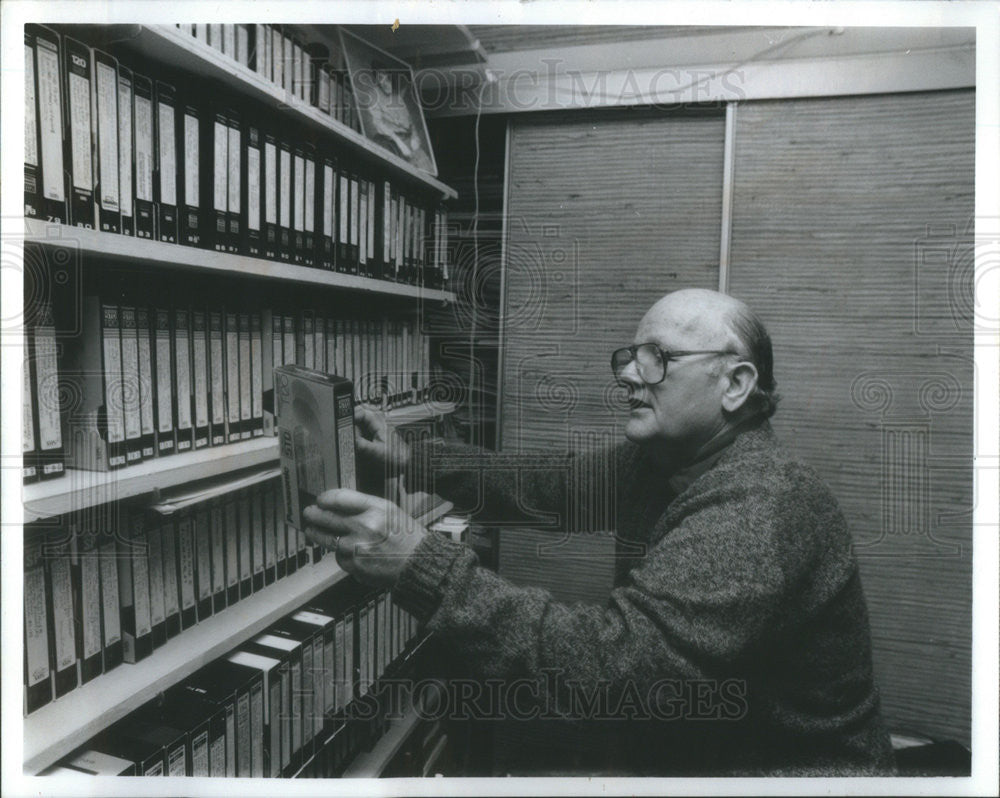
[611,344,742,385]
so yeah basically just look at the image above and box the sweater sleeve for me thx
[405,438,630,531]
[392,468,827,705]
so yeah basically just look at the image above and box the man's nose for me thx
[618,358,643,385]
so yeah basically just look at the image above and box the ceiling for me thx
[467,25,754,53]
[339,24,976,111]
[345,23,974,66]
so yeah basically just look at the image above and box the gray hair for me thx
[728,304,780,419]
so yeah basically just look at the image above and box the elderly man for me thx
[304,288,895,776]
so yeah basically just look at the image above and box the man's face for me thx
[620,304,733,456]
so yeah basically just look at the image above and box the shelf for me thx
[22,400,454,771]
[24,220,457,303]
[369,401,457,425]
[114,25,458,200]
[25,501,452,775]
[414,499,455,527]
[23,557,347,775]
[421,733,449,777]
[23,437,278,523]
[339,633,436,778]
[341,706,423,778]
[23,402,457,523]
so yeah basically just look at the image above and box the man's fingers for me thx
[354,406,385,440]
[305,517,382,555]
[303,504,349,533]
[304,524,341,550]
[314,487,386,514]
[330,530,383,567]
[334,538,356,574]
[302,503,374,540]
[355,435,384,460]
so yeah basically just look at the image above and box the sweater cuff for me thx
[392,532,471,621]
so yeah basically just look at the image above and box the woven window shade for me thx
[728,90,974,746]
[501,108,725,455]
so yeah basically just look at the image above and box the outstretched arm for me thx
[355,405,619,529]
[304,479,811,709]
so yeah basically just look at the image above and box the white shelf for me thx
[23,403,456,523]
[24,220,456,303]
[342,706,423,778]
[23,438,278,523]
[414,499,455,527]
[117,25,458,200]
[367,400,457,425]
[23,557,347,775]
[341,633,438,778]
[24,500,453,776]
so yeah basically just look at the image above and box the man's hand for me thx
[303,488,427,589]
[355,405,411,478]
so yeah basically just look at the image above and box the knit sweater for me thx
[392,421,895,776]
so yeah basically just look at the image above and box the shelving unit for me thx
[23,21,462,779]
[24,497,454,777]
[24,220,456,302]
[24,557,345,775]
[109,25,458,200]
[338,631,438,778]
[23,402,456,523]
[23,438,276,523]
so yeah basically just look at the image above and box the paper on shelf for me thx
[149,467,280,515]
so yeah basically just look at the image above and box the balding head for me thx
[637,288,779,417]
[619,288,778,462]
[638,288,748,352]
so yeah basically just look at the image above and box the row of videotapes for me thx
[42,576,426,777]
[24,24,451,288]
[24,478,331,715]
[27,286,435,478]
[173,23,364,134]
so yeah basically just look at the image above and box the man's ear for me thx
[721,361,759,413]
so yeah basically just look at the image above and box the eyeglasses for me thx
[611,344,740,385]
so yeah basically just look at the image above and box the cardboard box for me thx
[274,365,356,529]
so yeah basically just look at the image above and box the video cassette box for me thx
[274,365,357,530]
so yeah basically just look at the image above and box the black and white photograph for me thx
[340,26,439,175]
[1,1,997,796]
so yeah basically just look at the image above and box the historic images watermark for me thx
[326,670,749,726]
[414,63,747,115]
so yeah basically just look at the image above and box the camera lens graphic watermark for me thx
[2,223,83,342]
[913,218,999,338]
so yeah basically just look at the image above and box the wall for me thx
[500,107,726,452]
[727,89,975,745]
